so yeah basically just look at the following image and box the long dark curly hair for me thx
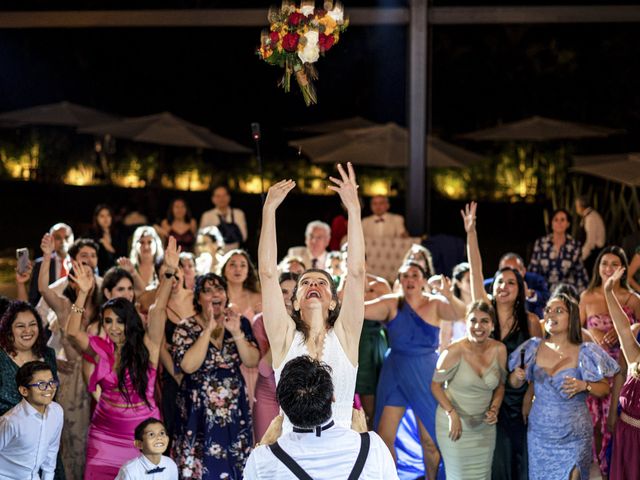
[100,298,151,407]
[220,249,261,294]
[0,301,48,358]
[489,267,530,341]
[290,269,340,341]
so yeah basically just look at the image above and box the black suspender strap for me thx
[268,442,314,480]
[347,432,371,480]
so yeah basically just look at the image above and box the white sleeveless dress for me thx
[274,329,358,433]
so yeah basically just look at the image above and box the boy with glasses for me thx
[0,361,63,480]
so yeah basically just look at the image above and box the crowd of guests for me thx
[2,165,640,480]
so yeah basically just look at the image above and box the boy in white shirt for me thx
[0,360,63,480]
[116,418,178,480]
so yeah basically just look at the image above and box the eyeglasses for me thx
[25,380,60,391]
[543,306,569,316]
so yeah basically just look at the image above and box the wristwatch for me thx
[585,382,592,393]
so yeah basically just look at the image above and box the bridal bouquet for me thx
[257,1,348,106]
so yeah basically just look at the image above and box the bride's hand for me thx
[264,180,296,211]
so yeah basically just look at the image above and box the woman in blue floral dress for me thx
[171,273,259,479]
[528,208,589,293]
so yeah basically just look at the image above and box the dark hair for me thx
[551,283,579,304]
[68,238,99,260]
[134,418,165,442]
[92,204,114,236]
[452,262,470,299]
[167,198,192,224]
[15,360,52,388]
[466,300,497,331]
[549,208,572,231]
[490,267,530,341]
[0,296,11,319]
[100,298,151,407]
[546,293,583,345]
[587,246,630,292]
[397,261,428,283]
[0,301,48,358]
[220,249,260,294]
[101,267,135,304]
[290,269,340,340]
[576,195,591,209]
[211,184,230,196]
[276,355,334,429]
[279,272,300,285]
[193,273,228,313]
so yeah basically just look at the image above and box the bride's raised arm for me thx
[258,179,297,363]
[331,163,366,355]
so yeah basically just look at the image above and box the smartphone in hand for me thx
[16,248,30,275]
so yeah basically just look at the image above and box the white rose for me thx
[328,6,344,23]
[298,30,320,63]
[298,44,320,64]
[300,5,315,16]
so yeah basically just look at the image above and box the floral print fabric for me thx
[528,234,589,293]
[171,316,256,479]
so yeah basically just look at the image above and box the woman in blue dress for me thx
[509,292,619,480]
[364,262,464,480]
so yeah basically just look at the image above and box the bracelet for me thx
[232,334,245,342]
[446,407,455,416]
[70,303,85,314]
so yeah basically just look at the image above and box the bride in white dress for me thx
[258,162,365,432]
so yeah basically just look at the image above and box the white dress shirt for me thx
[285,247,328,272]
[0,399,63,480]
[243,424,398,480]
[199,207,248,251]
[581,208,606,260]
[116,454,179,480]
[361,213,407,238]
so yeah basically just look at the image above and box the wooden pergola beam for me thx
[1,6,640,29]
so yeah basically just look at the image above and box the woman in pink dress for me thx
[604,266,640,480]
[252,271,299,441]
[66,238,179,479]
[579,246,640,478]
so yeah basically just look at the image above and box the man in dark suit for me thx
[28,223,74,306]
[484,252,549,319]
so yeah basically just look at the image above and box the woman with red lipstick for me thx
[258,163,366,437]
[171,271,259,479]
[462,202,542,480]
[579,246,640,478]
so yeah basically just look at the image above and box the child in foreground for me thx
[116,418,178,479]
[0,360,64,480]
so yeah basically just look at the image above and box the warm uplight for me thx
[173,170,211,191]
[363,179,391,197]
[64,166,95,186]
[112,173,146,188]
[1,147,38,180]
[239,175,270,194]
[434,172,466,199]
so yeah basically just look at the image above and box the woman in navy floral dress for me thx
[528,209,589,293]
[171,273,259,479]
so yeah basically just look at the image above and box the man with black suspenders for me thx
[244,356,398,479]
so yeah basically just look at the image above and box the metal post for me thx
[407,0,428,235]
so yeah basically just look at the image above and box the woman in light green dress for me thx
[431,301,507,480]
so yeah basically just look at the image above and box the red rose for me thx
[269,31,280,45]
[319,33,335,52]
[288,12,305,26]
[282,32,300,52]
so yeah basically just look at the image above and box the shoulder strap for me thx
[269,441,314,480]
[347,432,371,480]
